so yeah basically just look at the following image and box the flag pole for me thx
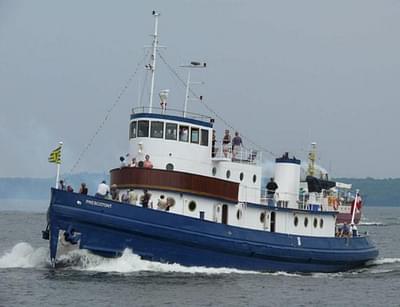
[55,141,63,189]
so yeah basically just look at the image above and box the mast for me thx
[148,11,160,114]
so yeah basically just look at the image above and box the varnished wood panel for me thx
[110,167,239,203]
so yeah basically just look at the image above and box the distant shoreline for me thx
[0,175,399,206]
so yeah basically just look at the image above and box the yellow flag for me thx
[48,146,62,164]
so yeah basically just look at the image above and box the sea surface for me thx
[0,200,399,307]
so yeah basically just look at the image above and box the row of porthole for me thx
[294,216,324,228]
[190,204,323,230]
[212,167,257,183]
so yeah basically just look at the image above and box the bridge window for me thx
[151,121,164,138]
[137,120,149,137]
[179,125,189,142]
[129,121,137,139]
[200,129,209,146]
[165,123,177,140]
[304,217,309,228]
[191,127,199,144]
[313,218,318,228]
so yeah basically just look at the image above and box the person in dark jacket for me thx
[141,189,152,208]
[266,178,278,197]
[79,183,88,195]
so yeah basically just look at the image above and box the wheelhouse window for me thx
[151,121,164,138]
[200,129,209,146]
[137,120,149,137]
[129,121,137,139]
[179,125,189,142]
[191,127,199,144]
[165,123,177,140]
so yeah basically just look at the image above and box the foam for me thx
[372,258,400,265]
[3,242,398,276]
[358,221,384,226]
[65,248,258,274]
[0,242,48,268]
[0,243,257,274]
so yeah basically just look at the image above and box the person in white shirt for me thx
[128,188,138,205]
[96,180,110,198]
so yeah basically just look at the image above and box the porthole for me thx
[304,217,309,227]
[166,163,174,171]
[313,218,318,228]
[239,172,244,181]
[260,212,266,223]
[226,170,231,179]
[320,218,324,228]
[188,201,196,212]
[294,216,299,227]
[212,167,217,176]
[236,209,242,220]
[252,174,257,183]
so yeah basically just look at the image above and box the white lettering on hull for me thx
[85,199,112,209]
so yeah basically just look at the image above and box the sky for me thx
[0,0,399,179]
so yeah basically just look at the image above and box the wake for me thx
[0,242,257,274]
[2,242,399,277]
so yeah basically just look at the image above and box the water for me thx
[1,200,400,306]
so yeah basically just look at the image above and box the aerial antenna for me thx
[180,61,206,117]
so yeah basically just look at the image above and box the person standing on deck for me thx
[231,132,243,159]
[96,180,110,199]
[266,178,278,197]
[128,188,138,205]
[222,130,231,158]
[144,154,153,168]
[141,189,152,208]
[79,183,88,195]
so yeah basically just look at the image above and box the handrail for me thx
[212,141,262,164]
[132,106,213,123]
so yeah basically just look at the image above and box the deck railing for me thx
[132,106,213,123]
[212,141,262,164]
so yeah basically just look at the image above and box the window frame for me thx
[165,123,178,140]
[200,129,209,146]
[129,121,137,139]
[179,125,189,142]
[137,120,149,137]
[191,127,200,144]
[150,121,164,139]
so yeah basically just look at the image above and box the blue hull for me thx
[47,189,378,272]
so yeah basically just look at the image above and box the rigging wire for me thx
[139,68,150,107]
[69,50,150,174]
[157,51,276,158]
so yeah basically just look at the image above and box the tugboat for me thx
[43,12,378,272]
